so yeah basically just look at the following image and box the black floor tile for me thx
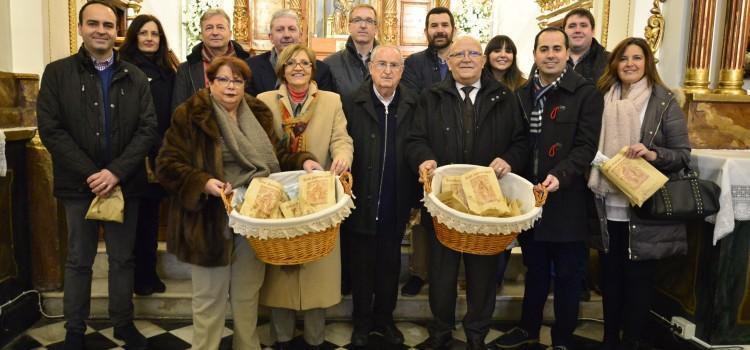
[46,332,118,350]
[148,319,192,331]
[146,332,191,349]
[5,335,43,350]
[219,335,233,350]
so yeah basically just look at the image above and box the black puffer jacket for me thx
[593,84,691,260]
[37,47,158,199]
[342,80,419,236]
[323,37,378,100]
[570,38,609,82]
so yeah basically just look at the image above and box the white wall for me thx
[0,0,46,76]
[140,0,185,60]
[656,0,691,89]
[491,0,541,76]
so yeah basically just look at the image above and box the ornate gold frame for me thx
[535,0,593,29]
[69,0,78,55]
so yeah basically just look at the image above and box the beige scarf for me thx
[588,78,652,196]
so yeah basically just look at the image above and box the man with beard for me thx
[398,6,456,298]
[171,8,250,110]
[402,7,455,93]
[245,9,336,96]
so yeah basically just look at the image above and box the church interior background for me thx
[1,0,750,349]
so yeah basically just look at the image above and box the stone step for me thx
[41,277,601,321]
[92,242,527,283]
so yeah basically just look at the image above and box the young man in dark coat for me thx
[36,1,157,349]
[245,9,335,96]
[342,45,419,348]
[407,36,528,350]
[171,8,249,111]
[564,8,609,82]
[398,6,456,298]
[402,7,455,93]
[491,28,603,350]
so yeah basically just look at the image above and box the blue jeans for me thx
[62,198,139,333]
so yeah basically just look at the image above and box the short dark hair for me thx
[206,56,252,83]
[78,0,118,25]
[534,27,569,51]
[563,8,595,30]
[425,7,454,29]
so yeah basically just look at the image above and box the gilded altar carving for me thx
[644,0,664,55]
[233,0,249,43]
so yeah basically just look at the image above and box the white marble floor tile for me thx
[397,321,429,347]
[324,322,353,347]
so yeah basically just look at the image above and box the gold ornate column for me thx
[233,0,249,44]
[683,0,717,94]
[380,0,398,45]
[644,0,665,55]
[714,0,750,94]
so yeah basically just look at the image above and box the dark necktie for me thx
[461,86,475,161]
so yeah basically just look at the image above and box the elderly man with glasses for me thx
[406,36,529,350]
[341,44,420,348]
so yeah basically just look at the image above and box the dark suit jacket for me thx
[245,51,336,96]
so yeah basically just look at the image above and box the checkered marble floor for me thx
[6,318,604,349]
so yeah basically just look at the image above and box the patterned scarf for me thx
[201,43,236,86]
[530,67,567,134]
[279,86,318,153]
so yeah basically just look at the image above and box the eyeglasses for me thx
[213,76,244,87]
[448,50,483,59]
[372,61,403,71]
[350,17,377,26]
[285,60,313,69]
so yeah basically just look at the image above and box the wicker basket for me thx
[421,165,547,255]
[225,171,353,265]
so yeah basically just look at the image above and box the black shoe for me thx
[113,323,147,350]
[374,323,404,344]
[418,335,452,350]
[351,327,370,347]
[274,340,292,350]
[63,331,85,350]
[467,337,488,350]
[553,346,569,350]
[580,288,591,302]
[133,284,154,296]
[490,327,538,349]
[151,277,166,293]
[401,276,425,296]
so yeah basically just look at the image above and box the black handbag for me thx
[634,167,720,220]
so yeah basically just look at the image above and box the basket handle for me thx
[220,190,234,214]
[533,184,548,207]
[419,168,433,194]
[339,171,353,195]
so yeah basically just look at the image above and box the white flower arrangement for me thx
[453,0,493,43]
[182,0,224,50]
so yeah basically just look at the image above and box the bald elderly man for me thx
[406,36,529,350]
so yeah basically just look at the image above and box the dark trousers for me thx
[518,231,586,347]
[600,221,657,349]
[496,250,511,285]
[426,218,498,343]
[350,230,403,330]
[134,197,160,286]
[61,198,139,333]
